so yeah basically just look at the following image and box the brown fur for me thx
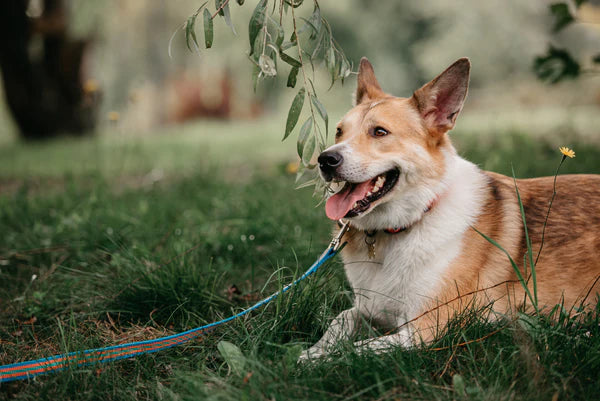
[410,173,600,341]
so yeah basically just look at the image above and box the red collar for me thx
[339,192,445,260]
[336,191,444,235]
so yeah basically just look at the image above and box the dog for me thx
[299,57,600,361]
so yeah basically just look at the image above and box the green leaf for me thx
[203,8,213,48]
[280,40,297,51]
[215,0,225,16]
[185,15,199,51]
[453,374,466,397]
[297,116,313,158]
[312,6,322,36]
[302,134,316,166]
[221,1,237,35]
[295,162,306,183]
[259,54,277,77]
[575,0,587,7]
[268,17,284,47]
[283,88,305,140]
[248,0,267,55]
[287,66,299,88]
[340,57,352,83]
[310,25,328,60]
[250,28,265,63]
[296,178,317,189]
[310,95,328,137]
[279,51,302,68]
[550,3,575,32]
[533,45,581,84]
[183,1,208,52]
[252,64,260,92]
[326,46,337,84]
[294,163,317,188]
[516,312,542,338]
[301,6,321,39]
[289,31,298,44]
[217,341,246,376]
[284,0,304,8]
[283,345,303,369]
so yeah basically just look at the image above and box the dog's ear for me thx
[355,57,385,105]
[412,58,470,137]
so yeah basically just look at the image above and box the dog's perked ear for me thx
[412,58,470,137]
[355,57,385,105]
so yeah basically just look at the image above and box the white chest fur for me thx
[341,156,487,328]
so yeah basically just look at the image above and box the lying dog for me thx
[299,57,600,360]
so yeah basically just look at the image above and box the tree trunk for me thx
[0,0,99,140]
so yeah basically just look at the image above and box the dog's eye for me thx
[335,127,342,138]
[373,127,389,137]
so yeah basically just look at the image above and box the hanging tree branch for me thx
[179,0,352,197]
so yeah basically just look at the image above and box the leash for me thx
[0,222,350,383]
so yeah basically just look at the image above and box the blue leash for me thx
[0,222,349,383]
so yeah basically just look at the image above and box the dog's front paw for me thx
[297,346,327,363]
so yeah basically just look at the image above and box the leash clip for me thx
[330,220,350,252]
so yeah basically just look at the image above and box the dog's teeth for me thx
[369,175,388,195]
[366,191,372,197]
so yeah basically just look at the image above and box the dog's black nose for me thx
[318,150,343,181]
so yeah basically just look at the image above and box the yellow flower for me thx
[285,161,299,175]
[559,147,575,158]
[107,111,120,122]
[83,79,99,94]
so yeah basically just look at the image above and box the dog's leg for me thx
[298,307,361,362]
[352,327,414,354]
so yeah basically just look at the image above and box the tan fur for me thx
[337,97,449,196]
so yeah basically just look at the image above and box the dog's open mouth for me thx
[325,169,400,220]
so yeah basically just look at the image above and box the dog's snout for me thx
[318,150,343,181]
[319,151,343,169]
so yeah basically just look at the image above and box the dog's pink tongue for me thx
[325,181,372,220]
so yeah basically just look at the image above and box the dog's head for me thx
[319,57,470,230]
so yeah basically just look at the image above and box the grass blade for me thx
[473,227,538,312]
[511,165,537,308]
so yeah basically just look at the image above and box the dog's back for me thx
[484,172,600,310]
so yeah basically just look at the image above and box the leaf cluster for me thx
[181,0,353,198]
[534,1,600,84]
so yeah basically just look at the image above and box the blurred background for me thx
[0,0,599,185]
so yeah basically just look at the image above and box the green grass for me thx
[0,118,298,179]
[1,121,600,400]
